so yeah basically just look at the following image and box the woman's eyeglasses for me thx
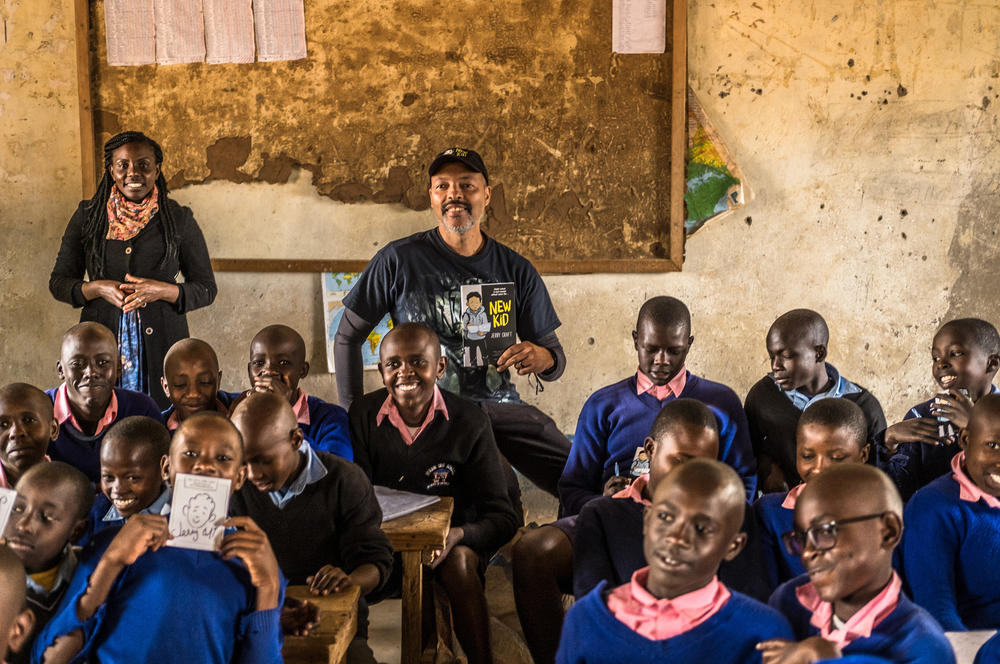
[781,512,889,557]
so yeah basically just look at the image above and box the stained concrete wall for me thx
[3,1,1000,435]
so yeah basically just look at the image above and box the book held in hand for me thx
[460,282,516,368]
[0,487,16,539]
[166,473,231,551]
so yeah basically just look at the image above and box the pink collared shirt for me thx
[636,367,688,401]
[0,456,50,489]
[612,473,652,506]
[376,385,449,446]
[796,571,902,649]
[606,568,731,641]
[291,389,311,426]
[52,383,117,436]
[951,452,1000,508]
[781,483,807,509]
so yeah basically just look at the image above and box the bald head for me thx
[799,464,902,520]
[62,322,116,353]
[637,296,691,333]
[230,392,304,492]
[769,309,829,347]
[380,323,441,362]
[231,391,298,440]
[252,325,305,362]
[653,458,745,534]
[164,338,219,375]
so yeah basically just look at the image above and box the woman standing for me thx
[50,131,217,409]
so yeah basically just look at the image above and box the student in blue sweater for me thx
[80,416,170,546]
[878,317,1000,501]
[234,325,352,461]
[31,413,284,664]
[573,398,769,602]
[744,309,885,494]
[0,546,34,663]
[159,338,234,430]
[754,398,869,593]
[763,464,953,664]
[557,458,792,664]
[516,295,757,664]
[902,393,1000,631]
[46,322,163,482]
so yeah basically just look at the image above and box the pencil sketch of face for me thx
[182,492,216,529]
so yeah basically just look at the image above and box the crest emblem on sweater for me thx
[425,463,455,489]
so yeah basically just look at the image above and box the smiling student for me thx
[902,393,1000,631]
[763,464,952,664]
[557,459,792,664]
[45,322,162,482]
[160,338,232,430]
[754,398,870,591]
[350,323,518,664]
[0,383,59,489]
[878,318,1000,501]
[745,309,885,494]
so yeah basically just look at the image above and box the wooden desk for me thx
[381,497,454,664]
[282,584,361,664]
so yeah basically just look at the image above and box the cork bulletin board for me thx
[80,0,687,274]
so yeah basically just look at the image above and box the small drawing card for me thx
[0,488,16,539]
[166,474,231,552]
[629,446,650,477]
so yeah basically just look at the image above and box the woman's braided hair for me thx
[81,131,178,278]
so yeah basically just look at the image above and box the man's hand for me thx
[306,565,351,596]
[497,341,554,375]
[281,597,319,636]
[103,514,171,567]
[884,418,941,455]
[222,517,282,611]
[81,280,125,308]
[430,526,464,570]
[757,637,841,664]
[602,474,631,496]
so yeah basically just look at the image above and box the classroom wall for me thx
[3,0,999,436]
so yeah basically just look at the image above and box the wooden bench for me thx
[282,584,361,664]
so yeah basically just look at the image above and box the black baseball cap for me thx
[428,147,489,184]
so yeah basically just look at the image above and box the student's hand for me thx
[120,274,180,312]
[81,280,125,308]
[884,418,941,454]
[281,597,320,636]
[103,514,171,567]
[222,517,282,611]
[430,526,464,569]
[306,565,352,596]
[602,474,631,496]
[250,373,294,402]
[757,637,841,664]
[497,341,555,375]
[931,390,975,430]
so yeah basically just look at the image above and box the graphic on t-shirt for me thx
[425,463,455,490]
[460,283,516,368]
[166,473,231,552]
[0,487,16,539]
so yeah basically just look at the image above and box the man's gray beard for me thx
[442,217,479,236]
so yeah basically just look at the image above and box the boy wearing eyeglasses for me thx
[557,459,792,664]
[760,464,952,664]
[754,398,869,593]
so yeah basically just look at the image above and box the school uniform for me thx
[878,385,1000,502]
[557,571,793,663]
[31,525,283,664]
[573,475,770,601]
[13,547,78,664]
[349,386,518,558]
[161,390,235,432]
[744,364,886,487]
[902,452,1000,630]
[754,484,807,591]
[769,572,955,663]
[975,631,1000,664]
[559,370,757,516]
[44,385,163,482]
[78,488,171,548]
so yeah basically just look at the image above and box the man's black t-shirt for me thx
[343,229,560,402]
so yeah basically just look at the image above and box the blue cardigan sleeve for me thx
[234,606,284,664]
[573,501,619,599]
[559,393,613,516]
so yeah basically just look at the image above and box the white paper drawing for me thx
[166,473,231,551]
[0,488,16,539]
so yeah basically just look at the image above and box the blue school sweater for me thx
[31,526,283,664]
[44,387,163,483]
[754,492,804,592]
[222,391,353,461]
[558,373,757,515]
[769,574,955,663]
[975,631,1000,664]
[573,494,770,601]
[556,581,793,664]
[879,386,999,502]
[901,472,1000,630]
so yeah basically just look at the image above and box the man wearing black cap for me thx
[334,148,570,497]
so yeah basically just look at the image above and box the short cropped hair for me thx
[649,398,719,442]
[0,383,53,420]
[637,296,691,332]
[770,309,829,346]
[18,462,94,522]
[797,398,867,449]
[102,416,171,461]
[941,318,1000,356]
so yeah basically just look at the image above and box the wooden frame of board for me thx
[73,0,686,276]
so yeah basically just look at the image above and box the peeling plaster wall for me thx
[0,0,84,387]
[4,0,1000,438]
